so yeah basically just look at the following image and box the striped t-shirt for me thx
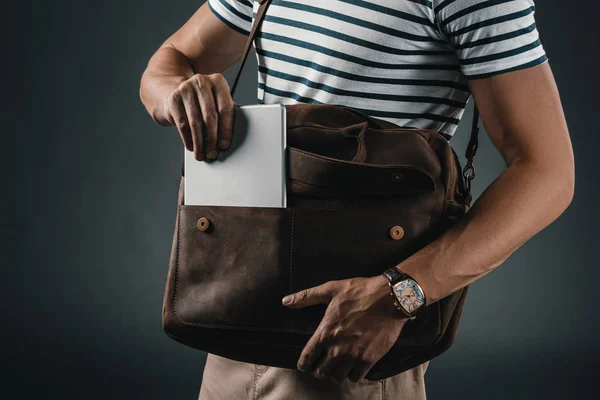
[208,0,547,139]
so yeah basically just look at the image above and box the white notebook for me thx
[184,104,287,208]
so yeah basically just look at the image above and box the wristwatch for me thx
[382,267,427,318]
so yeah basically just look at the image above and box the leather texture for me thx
[162,103,473,380]
[162,0,476,381]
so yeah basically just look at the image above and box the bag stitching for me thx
[252,365,258,400]
[290,209,294,295]
[289,148,344,166]
[173,206,182,323]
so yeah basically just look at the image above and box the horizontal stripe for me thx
[342,106,461,125]
[446,6,535,38]
[405,0,433,8]
[216,0,251,23]
[262,15,454,56]
[273,0,445,43]
[210,0,547,139]
[439,131,453,141]
[464,54,548,79]
[338,0,435,27]
[237,0,252,8]
[258,84,461,125]
[454,22,537,50]
[258,32,462,70]
[460,39,541,66]
[208,0,250,35]
[258,95,452,138]
[434,0,457,14]
[440,0,516,29]
[256,51,470,90]
[258,66,467,107]
[259,83,324,104]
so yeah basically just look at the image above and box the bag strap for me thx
[227,0,479,186]
[228,0,272,98]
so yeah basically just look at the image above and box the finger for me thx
[348,361,375,383]
[330,361,354,385]
[194,75,219,160]
[297,330,328,372]
[167,93,193,152]
[181,87,205,162]
[282,281,335,309]
[210,74,235,150]
[312,351,339,381]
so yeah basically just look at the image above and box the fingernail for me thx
[218,139,230,149]
[282,295,292,305]
[207,150,219,159]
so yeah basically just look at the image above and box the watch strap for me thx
[382,267,406,286]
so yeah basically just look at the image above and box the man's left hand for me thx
[282,275,409,384]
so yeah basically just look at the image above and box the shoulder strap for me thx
[228,0,479,172]
[228,0,272,98]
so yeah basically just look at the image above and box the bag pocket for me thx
[173,204,293,331]
[172,204,432,336]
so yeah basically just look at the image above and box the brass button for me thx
[197,217,210,232]
[389,225,404,240]
[390,173,404,182]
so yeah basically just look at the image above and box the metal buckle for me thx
[462,159,476,193]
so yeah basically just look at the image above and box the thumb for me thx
[282,282,335,309]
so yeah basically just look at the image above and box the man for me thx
[139,0,574,399]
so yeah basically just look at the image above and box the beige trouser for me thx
[198,353,428,400]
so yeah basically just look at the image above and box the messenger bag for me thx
[162,0,479,380]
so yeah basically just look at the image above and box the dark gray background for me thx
[5,1,599,399]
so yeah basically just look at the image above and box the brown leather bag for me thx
[162,0,479,380]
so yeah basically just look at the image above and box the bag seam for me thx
[290,209,294,296]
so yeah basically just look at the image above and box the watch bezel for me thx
[391,278,426,318]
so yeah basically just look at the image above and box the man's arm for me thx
[399,62,575,304]
[139,2,248,160]
[282,62,575,383]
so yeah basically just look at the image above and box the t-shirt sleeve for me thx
[433,0,548,79]
[207,0,255,36]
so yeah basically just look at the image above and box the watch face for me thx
[393,279,425,314]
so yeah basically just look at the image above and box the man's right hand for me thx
[163,73,236,162]
[140,1,248,162]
